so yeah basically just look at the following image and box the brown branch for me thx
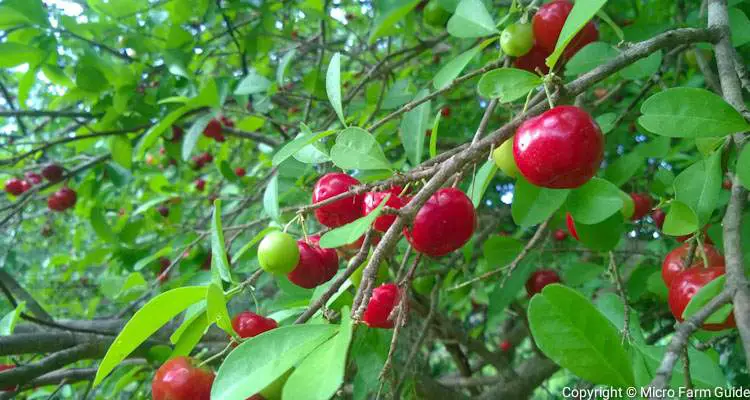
[223,126,281,147]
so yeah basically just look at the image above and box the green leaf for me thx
[682,275,733,324]
[283,309,353,400]
[595,112,617,135]
[234,227,279,263]
[604,152,644,186]
[487,259,535,324]
[674,150,722,225]
[0,302,25,336]
[663,200,699,236]
[483,235,524,267]
[182,113,214,161]
[331,127,392,171]
[468,159,497,208]
[75,63,108,93]
[263,173,280,222]
[136,105,194,159]
[171,311,210,357]
[133,247,173,271]
[633,344,727,389]
[211,325,339,400]
[575,212,625,252]
[273,126,336,166]
[446,0,499,38]
[562,262,605,287]
[189,79,220,109]
[109,135,133,170]
[211,200,233,283]
[429,111,441,159]
[206,283,235,336]
[369,0,421,44]
[596,10,624,42]
[234,70,272,95]
[237,116,265,132]
[90,207,116,243]
[565,42,618,76]
[596,293,646,344]
[567,178,624,225]
[320,194,390,248]
[511,177,570,228]
[620,50,662,80]
[737,144,750,190]
[729,7,750,47]
[639,88,750,138]
[528,284,634,387]
[546,0,607,70]
[326,52,346,126]
[477,68,542,103]
[93,286,208,386]
[433,38,495,90]
[0,43,44,68]
[399,89,431,166]
[277,50,296,86]
[105,162,132,187]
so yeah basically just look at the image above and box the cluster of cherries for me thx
[3,163,78,212]
[504,0,598,75]
[202,116,235,143]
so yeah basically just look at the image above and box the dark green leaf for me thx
[575,212,625,252]
[546,0,607,70]
[399,89,431,166]
[729,7,750,47]
[620,51,662,80]
[369,0,422,44]
[511,177,570,228]
[604,152,644,187]
[182,114,214,161]
[565,42,618,76]
[674,150,722,225]
[737,144,750,190]
[567,178,624,225]
[90,207,116,243]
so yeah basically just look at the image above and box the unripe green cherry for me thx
[500,23,534,57]
[350,258,389,288]
[492,138,520,178]
[258,231,300,275]
[423,1,451,28]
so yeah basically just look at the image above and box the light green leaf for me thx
[234,227,279,263]
[206,283,235,336]
[663,200,699,236]
[369,0,421,44]
[595,113,617,135]
[433,38,495,90]
[468,159,497,208]
[729,7,750,47]
[319,194,390,248]
[477,68,543,103]
[182,113,214,161]
[399,89,431,166]
[234,70,272,95]
[620,51,662,80]
[263,173,280,222]
[567,178,624,225]
[737,144,750,190]
[211,200,233,283]
[0,43,44,68]
[133,247,173,271]
[446,0,499,38]
[93,286,208,386]
[639,88,750,138]
[331,127,392,170]
[110,135,133,170]
[90,207,116,243]
[682,275,733,324]
[171,311,210,357]
[326,52,346,126]
[0,302,25,336]
[429,111,441,159]
[674,150,722,225]
[546,0,607,70]
[565,42,618,76]
[136,105,194,158]
[511,177,570,228]
[277,50,297,86]
[272,126,336,166]
[237,116,265,132]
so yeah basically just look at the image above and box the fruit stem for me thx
[198,341,234,368]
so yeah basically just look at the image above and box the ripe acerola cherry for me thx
[170,125,184,142]
[723,179,732,189]
[0,364,16,391]
[513,106,604,189]
[492,139,520,178]
[500,340,512,352]
[47,187,77,212]
[231,311,278,339]
[566,212,579,240]
[669,267,735,331]
[362,186,408,232]
[152,357,214,400]
[363,283,400,329]
[500,23,534,57]
[258,231,300,275]
[404,188,476,257]
[532,0,598,59]
[661,243,725,287]
[195,179,206,192]
[651,209,666,230]
[440,107,451,117]
[630,193,653,221]
[41,164,64,183]
[422,1,451,27]
[312,173,364,228]
[513,45,551,74]
[24,172,42,185]
[526,269,561,296]
[203,118,223,138]
[553,228,567,241]
[235,167,246,177]
[287,235,339,288]
[158,205,169,217]
[4,178,26,196]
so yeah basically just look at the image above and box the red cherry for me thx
[289,106,300,114]
[722,178,732,190]
[203,118,223,139]
[630,193,653,221]
[287,235,339,288]
[24,172,42,185]
[200,152,213,163]
[41,164,65,183]
[231,311,278,340]
[0,364,17,391]
[157,205,170,217]
[500,340,512,352]
[425,129,432,137]
[513,106,603,189]
[532,0,598,59]
[669,267,735,331]
[362,188,408,233]
[404,188,476,257]
[201,253,231,271]
[525,269,561,296]
[553,228,568,241]
[661,243,725,287]
[235,167,246,177]
[312,173,364,228]
[4,178,25,196]
[651,209,666,230]
[195,179,206,192]
[440,107,450,117]
[159,257,171,270]
[566,212,579,240]
[363,283,400,329]
[152,357,214,400]
[220,116,234,128]
[47,187,77,212]
[20,180,31,193]
[170,126,184,142]
[291,30,299,39]
[512,45,551,74]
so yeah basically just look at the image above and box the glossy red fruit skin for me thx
[500,340,512,352]
[661,243,725,287]
[4,178,25,195]
[512,45,551,74]
[566,212,579,240]
[288,235,339,288]
[362,187,408,232]
[525,269,561,296]
[195,179,206,192]
[669,267,736,331]
[25,172,43,185]
[513,106,604,189]
[203,118,223,139]
[553,228,567,241]
[441,107,451,117]
[363,283,400,329]
[0,364,16,391]
[152,357,215,400]
[651,209,666,230]
[235,167,246,177]
[312,173,364,228]
[404,188,476,257]
[41,164,64,183]
[47,187,77,212]
[532,0,598,59]
[231,311,278,340]
[630,193,653,221]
